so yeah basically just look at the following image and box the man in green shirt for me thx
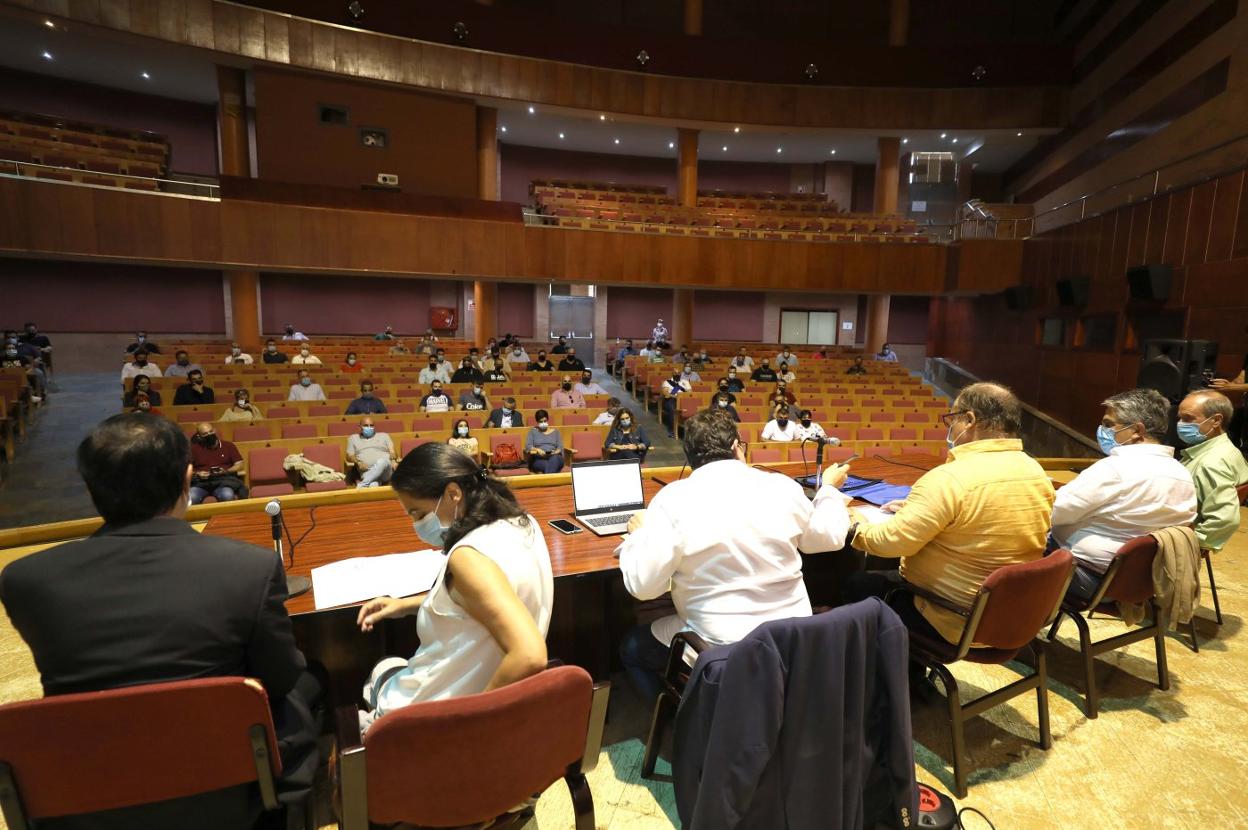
[1177,390,1248,551]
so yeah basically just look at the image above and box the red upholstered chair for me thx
[232,425,272,443]
[888,549,1073,797]
[177,411,203,423]
[570,430,605,462]
[375,419,404,434]
[281,423,318,439]
[248,447,294,497]
[301,444,348,492]
[1046,537,1168,718]
[750,447,784,463]
[0,677,282,827]
[334,666,605,830]
[327,421,358,437]
[411,417,443,431]
[254,392,284,403]
[904,411,933,424]
[563,413,591,426]
[485,432,528,478]
[268,406,298,418]
[400,437,435,456]
[386,402,416,414]
[309,405,338,417]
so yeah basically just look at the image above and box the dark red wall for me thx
[0,67,218,176]
[497,282,536,337]
[0,259,224,332]
[693,290,766,341]
[607,287,674,340]
[851,163,877,213]
[699,161,795,195]
[886,295,931,344]
[260,274,436,336]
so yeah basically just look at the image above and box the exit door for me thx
[549,294,595,359]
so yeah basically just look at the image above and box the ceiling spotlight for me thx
[527,106,535,115]
[141,71,151,80]
[347,1,364,20]
[41,50,53,60]
[776,147,783,154]
[733,126,740,134]
[451,21,469,42]
[43,19,55,28]
[558,132,565,139]
[951,137,958,144]
[599,114,606,121]
[668,141,675,149]
[1017,131,1023,137]
[902,138,909,144]
[613,138,620,144]
[804,63,819,81]
[971,64,987,81]
[500,125,507,132]
[722,145,728,152]
[829,149,837,155]
[636,49,650,67]
[940,132,947,139]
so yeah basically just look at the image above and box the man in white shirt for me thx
[775,346,799,367]
[575,370,608,397]
[651,318,670,348]
[617,409,851,701]
[420,382,451,413]
[795,409,826,442]
[418,357,451,385]
[680,363,701,384]
[730,346,754,372]
[346,418,398,488]
[660,367,692,438]
[761,406,802,442]
[281,324,308,341]
[288,370,326,401]
[506,344,530,365]
[876,342,899,362]
[223,343,253,365]
[592,397,622,426]
[290,346,321,365]
[120,350,162,385]
[164,350,202,378]
[1050,388,1197,602]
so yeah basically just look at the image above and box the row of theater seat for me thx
[1,111,168,180]
[0,368,37,471]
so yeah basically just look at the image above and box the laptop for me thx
[570,458,646,536]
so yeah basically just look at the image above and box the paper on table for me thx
[854,505,896,526]
[311,550,446,611]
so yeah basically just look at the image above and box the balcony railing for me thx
[0,160,220,199]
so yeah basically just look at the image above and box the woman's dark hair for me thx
[234,388,249,401]
[534,409,550,423]
[392,442,528,553]
[131,375,150,391]
[78,413,190,526]
[450,418,470,438]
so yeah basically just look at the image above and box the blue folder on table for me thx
[798,474,912,505]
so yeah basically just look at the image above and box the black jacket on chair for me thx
[673,598,917,830]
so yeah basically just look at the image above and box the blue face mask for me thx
[300,377,311,387]
[412,493,451,547]
[946,419,969,450]
[1096,424,1124,455]
[361,426,376,438]
[1177,417,1212,446]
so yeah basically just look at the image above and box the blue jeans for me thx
[189,484,238,504]
[529,454,564,474]
[619,623,671,704]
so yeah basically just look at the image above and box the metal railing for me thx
[0,159,220,199]
[925,357,1100,459]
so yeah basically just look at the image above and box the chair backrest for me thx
[1099,536,1159,604]
[400,437,434,456]
[232,425,272,443]
[328,421,359,437]
[302,443,343,473]
[363,666,593,827]
[751,447,783,463]
[571,430,604,461]
[0,678,279,821]
[969,549,1073,653]
[249,447,289,485]
[281,423,318,439]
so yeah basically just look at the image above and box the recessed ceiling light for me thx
[668,141,675,149]
[951,138,958,144]
[776,147,783,154]
[43,19,55,28]
[733,126,740,133]
[558,132,565,139]
[527,105,535,114]
[500,125,507,133]
[141,71,151,80]
[599,114,606,121]
[613,138,620,145]
[1017,131,1023,137]
[940,132,947,139]
[41,50,53,60]
[901,138,909,144]
[722,145,728,152]
[829,149,837,155]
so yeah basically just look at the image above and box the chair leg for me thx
[1033,641,1052,750]
[1205,553,1223,626]
[1045,611,1064,642]
[641,690,676,778]
[564,769,596,830]
[1070,611,1099,719]
[930,662,967,799]
[1154,612,1171,692]
[1187,616,1200,653]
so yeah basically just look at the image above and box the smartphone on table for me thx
[548,519,583,535]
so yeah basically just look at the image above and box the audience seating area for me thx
[530,180,923,243]
[0,109,169,190]
[0,367,37,475]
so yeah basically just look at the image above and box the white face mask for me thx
[457,426,469,437]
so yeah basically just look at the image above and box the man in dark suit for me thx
[0,414,320,829]
[485,396,525,429]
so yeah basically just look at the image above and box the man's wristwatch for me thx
[845,522,860,548]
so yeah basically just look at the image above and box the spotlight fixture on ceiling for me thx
[41,50,53,60]
[902,138,909,144]
[733,126,740,133]
[804,63,819,81]
[451,21,469,42]
[347,1,364,20]
[558,132,565,140]
[43,19,55,28]
[613,138,620,145]
[951,138,958,144]
[141,71,151,80]
[1017,131,1023,137]
[721,145,728,152]
[776,147,783,154]
[636,49,650,67]
[971,64,987,81]
[940,133,947,139]
[500,125,507,132]
[599,114,606,121]
[829,149,837,155]
[527,105,535,115]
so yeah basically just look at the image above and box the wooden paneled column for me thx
[474,106,500,348]
[889,0,910,46]
[677,128,699,208]
[674,289,694,351]
[683,0,703,36]
[864,294,892,356]
[874,136,901,214]
[217,65,260,346]
[474,282,498,349]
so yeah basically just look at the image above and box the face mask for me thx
[268,345,277,352]
[362,390,374,399]
[718,400,729,408]
[361,426,376,438]
[735,358,744,365]
[236,397,248,406]
[777,419,788,427]
[473,386,483,395]
[413,493,451,547]
[502,407,512,414]
[801,419,812,428]
[683,369,692,375]
[432,387,443,396]
[457,426,469,437]
[231,348,240,356]
[1096,424,1124,455]
[538,421,549,430]
[300,350,309,357]
[700,353,707,359]
[539,355,547,362]
[582,376,591,384]
[177,358,189,366]
[562,383,572,391]
[347,358,356,365]
[1177,417,1212,446]
[4,350,16,358]
[190,377,203,386]
[137,336,146,343]
[946,419,969,449]
[513,349,522,356]
[135,358,147,366]
[728,373,736,379]
[300,378,311,387]
[203,434,219,447]
[620,418,632,427]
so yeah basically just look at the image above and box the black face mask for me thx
[538,355,547,362]
[190,377,203,386]
[777,419,789,427]
[801,419,812,428]
[198,434,219,448]
[562,383,572,391]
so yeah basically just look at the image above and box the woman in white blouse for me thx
[355,443,553,729]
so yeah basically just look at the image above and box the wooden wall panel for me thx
[1125,201,1150,268]
[1236,172,1248,260]
[1206,171,1243,262]
[1143,193,1169,265]
[1162,188,1191,265]
[1184,180,1216,266]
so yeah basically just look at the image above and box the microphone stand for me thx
[268,501,311,598]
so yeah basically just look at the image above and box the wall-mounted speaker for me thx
[1127,264,1172,301]
[1137,338,1218,401]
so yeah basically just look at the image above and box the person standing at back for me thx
[616,409,852,701]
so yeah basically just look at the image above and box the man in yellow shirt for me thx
[846,382,1056,647]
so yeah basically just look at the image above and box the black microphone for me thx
[264,499,311,599]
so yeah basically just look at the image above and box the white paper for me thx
[311,550,446,611]
[854,506,896,526]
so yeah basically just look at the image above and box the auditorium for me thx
[1,1,1247,827]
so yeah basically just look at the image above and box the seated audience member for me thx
[224,343,253,365]
[694,348,713,368]
[876,342,899,362]
[795,409,826,442]
[375,325,395,341]
[125,330,160,354]
[130,393,160,416]
[845,356,868,375]
[121,349,162,385]
[770,392,801,420]
[341,352,364,373]
[711,392,741,422]
[165,350,202,379]
[731,346,754,372]
[346,381,388,415]
[575,370,608,396]
[388,340,411,356]
[651,318,671,350]
[617,409,851,701]
[1177,390,1248,552]
[778,362,797,384]
[173,369,215,406]
[775,346,799,367]
[416,335,435,355]
[262,339,288,364]
[593,397,623,426]
[614,339,637,373]
[289,370,326,401]
[20,323,52,365]
[466,347,484,370]
[0,414,320,819]
[448,418,480,459]
[812,346,829,360]
[487,336,501,352]
[751,359,778,383]
[529,350,555,372]
[762,406,801,442]
[711,379,737,406]
[661,366,692,438]
[189,423,246,503]
[433,348,452,373]
[423,327,440,344]
[525,411,565,474]
[459,383,489,411]
[681,362,701,383]
[421,381,451,413]
[638,340,658,361]
[348,418,398,488]
[291,345,321,365]
[845,383,1055,656]
[483,358,510,383]
[724,368,746,393]
[282,323,308,341]
[557,347,585,373]
[219,389,263,422]
[1,342,26,369]
[506,343,531,365]
[451,358,484,384]
[355,443,551,728]
[1050,389,1197,602]
[775,380,797,406]
[5,331,36,363]
[551,335,569,355]
[605,409,649,462]
[486,397,524,429]
[551,375,586,409]
[123,375,162,409]
[419,356,451,385]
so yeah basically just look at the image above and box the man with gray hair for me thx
[1176,389,1248,552]
[1050,388,1196,601]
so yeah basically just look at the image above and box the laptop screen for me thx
[572,460,645,514]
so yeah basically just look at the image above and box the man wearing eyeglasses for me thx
[843,382,1056,652]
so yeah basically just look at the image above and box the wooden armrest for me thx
[887,581,972,617]
[334,706,368,830]
[581,680,611,774]
[333,704,364,753]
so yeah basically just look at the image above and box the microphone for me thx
[263,499,311,599]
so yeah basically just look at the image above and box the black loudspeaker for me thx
[1127,264,1172,301]
[1056,276,1090,306]
[1003,286,1032,311]
[1137,338,1218,401]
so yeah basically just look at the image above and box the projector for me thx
[376,173,399,186]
